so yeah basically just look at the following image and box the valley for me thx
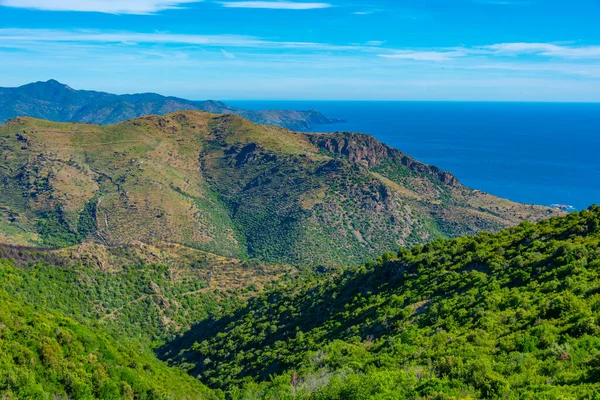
[1,205,598,398]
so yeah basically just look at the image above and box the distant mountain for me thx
[0,79,343,130]
[0,111,561,266]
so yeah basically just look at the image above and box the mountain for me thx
[0,111,561,266]
[160,207,600,399]
[0,79,343,130]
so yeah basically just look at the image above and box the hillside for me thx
[0,80,342,130]
[0,239,297,398]
[0,241,298,341]
[0,111,561,266]
[0,260,219,399]
[160,206,600,399]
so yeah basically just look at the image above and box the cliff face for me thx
[0,80,342,130]
[309,132,459,186]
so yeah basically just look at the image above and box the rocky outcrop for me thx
[309,132,459,187]
[309,133,390,168]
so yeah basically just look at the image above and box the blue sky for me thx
[1,0,599,100]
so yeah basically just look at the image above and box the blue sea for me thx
[228,101,600,211]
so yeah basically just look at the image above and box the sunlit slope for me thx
[0,240,297,341]
[0,260,219,399]
[162,207,600,399]
[0,111,561,265]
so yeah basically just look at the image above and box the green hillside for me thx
[0,260,219,400]
[0,242,297,342]
[0,111,560,266]
[0,240,299,399]
[160,206,600,399]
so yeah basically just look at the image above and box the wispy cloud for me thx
[0,28,381,52]
[0,0,202,14]
[221,49,237,59]
[353,9,380,15]
[379,43,600,61]
[459,62,600,78]
[482,43,600,59]
[4,29,599,65]
[472,0,531,4]
[379,50,466,62]
[218,1,332,9]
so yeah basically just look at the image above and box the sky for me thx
[1,0,600,100]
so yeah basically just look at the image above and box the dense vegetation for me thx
[0,242,295,342]
[0,205,597,399]
[160,207,600,399]
[0,242,297,398]
[0,260,220,399]
[0,111,559,266]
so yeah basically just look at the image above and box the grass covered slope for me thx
[0,111,560,266]
[161,207,600,399]
[0,261,219,399]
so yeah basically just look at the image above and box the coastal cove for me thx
[228,101,600,211]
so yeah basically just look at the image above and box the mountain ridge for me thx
[0,111,562,266]
[0,79,343,130]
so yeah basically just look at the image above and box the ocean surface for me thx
[228,101,600,211]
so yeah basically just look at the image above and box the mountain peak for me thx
[16,79,76,99]
[41,79,74,91]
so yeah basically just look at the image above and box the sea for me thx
[228,101,600,211]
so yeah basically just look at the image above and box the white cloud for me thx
[379,50,466,62]
[352,8,381,15]
[221,49,237,59]
[379,43,600,62]
[219,1,331,9]
[462,62,600,78]
[482,42,600,59]
[0,0,201,14]
[0,28,378,52]
[473,0,531,4]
